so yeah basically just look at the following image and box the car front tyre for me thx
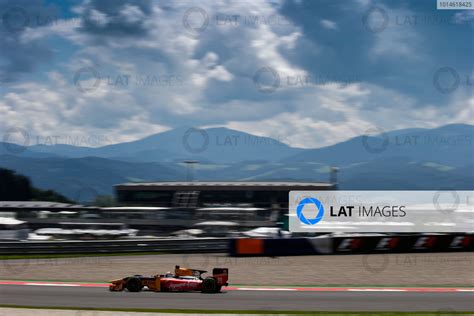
[125,277,142,292]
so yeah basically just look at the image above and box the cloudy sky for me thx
[0,0,472,148]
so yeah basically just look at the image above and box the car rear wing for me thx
[212,268,228,286]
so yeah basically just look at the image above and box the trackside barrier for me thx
[1,235,471,256]
[230,237,331,256]
[0,238,230,255]
[332,234,473,254]
[229,234,473,256]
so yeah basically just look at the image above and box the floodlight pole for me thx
[184,160,199,182]
[330,166,339,189]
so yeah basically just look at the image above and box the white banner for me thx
[289,191,474,233]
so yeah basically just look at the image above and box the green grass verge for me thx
[0,305,472,315]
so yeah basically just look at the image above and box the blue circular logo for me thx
[297,197,324,225]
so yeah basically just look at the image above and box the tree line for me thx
[0,168,72,203]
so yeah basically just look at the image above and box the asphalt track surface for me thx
[0,284,473,312]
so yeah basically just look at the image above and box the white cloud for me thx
[220,82,473,148]
[119,4,146,24]
[355,0,371,8]
[2,0,305,143]
[89,9,110,27]
[369,8,421,59]
[453,11,474,24]
[1,0,472,150]
[320,19,338,30]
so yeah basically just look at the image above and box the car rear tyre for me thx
[126,277,142,292]
[201,277,218,293]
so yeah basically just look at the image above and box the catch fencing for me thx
[1,234,472,256]
[0,238,230,255]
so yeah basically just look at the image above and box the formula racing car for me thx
[109,265,228,293]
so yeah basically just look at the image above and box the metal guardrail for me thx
[0,238,230,255]
[3,235,471,256]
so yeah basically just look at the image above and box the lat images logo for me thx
[296,197,324,225]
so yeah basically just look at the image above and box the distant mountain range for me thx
[18,127,302,163]
[1,124,472,201]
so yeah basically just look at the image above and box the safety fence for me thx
[229,234,474,256]
[1,234,472,256]
[0,238,230,255]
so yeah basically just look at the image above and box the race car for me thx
[109,265,228,293]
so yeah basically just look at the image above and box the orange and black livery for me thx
[109,265,228,293]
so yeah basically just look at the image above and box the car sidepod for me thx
[160,277,203,292]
